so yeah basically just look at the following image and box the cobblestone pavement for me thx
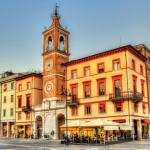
[0,138,150,150]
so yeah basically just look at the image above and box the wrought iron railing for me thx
[68,95,79,107]
[22,105,32,112]
[109,91,143,102]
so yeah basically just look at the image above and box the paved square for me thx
[0,139,150,150]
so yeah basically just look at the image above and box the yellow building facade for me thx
[0,72,20,137]
[15,73,42,138]
[64,45,149,140]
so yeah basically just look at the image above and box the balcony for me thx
[68,95,79,107]
[22,105,32,112]
[109,91,143,102]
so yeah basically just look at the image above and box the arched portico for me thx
[57,114,65,139]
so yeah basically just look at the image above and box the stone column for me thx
[137,120,142,140]
[148,124,150,139]
[7,122,10,138]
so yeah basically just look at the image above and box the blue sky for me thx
[0,0,150,73]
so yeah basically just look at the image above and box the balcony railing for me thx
[109,91,143,102]
[22,105,32,112]
[68,95,79,107]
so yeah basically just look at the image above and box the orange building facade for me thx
[15,73,42,138]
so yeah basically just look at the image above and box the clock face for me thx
[45,59,53,71]
[44,81,53,94]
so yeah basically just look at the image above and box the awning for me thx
[143,119,150,124]
[113,119,126,123]
[61,119,120,129]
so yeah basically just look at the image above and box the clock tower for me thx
[42,6,69,101]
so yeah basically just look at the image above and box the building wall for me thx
[16,75,42,125]
[66,48,148,123]
[1,80,16,122]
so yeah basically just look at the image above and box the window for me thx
[3,84,7,92]
[26,112,30,120]
[97,78,106,96]
[71,70,77,79]
[18,112,21,120]
[132,75,137,93]
[99,102,106,113]
[11,82,14,90]
[98,63,104,73]
[3,109,6,117]
[112,75,122,97]
[84,66,90,77]
[134,103,138,113]
[71,84,78,103]
[10,108,13,116]
[85,105,91,115]
[59,36,65,51]
[114,102,122,112]
[132,59,135,70]
[3,96,6,103]
[26,94,31,107]
[27,82,31,90]
[47,36,53,50]
[141,80,145,96]
[83,81,91,98]
[140,65,143,75]
[18,96,22,108]
[71,108,78,116]
[142,103,146,114]
[11,95,14,102]
[18,84,22,92]
[113,59,120,70]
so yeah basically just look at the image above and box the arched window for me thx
[59,36,65,51]
[47,36,52,51]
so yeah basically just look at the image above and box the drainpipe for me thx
[125,50,130,125]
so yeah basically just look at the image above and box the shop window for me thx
[85,105,91,115]
[143,103,146,114]
[11,95,14,102]
[114,102,122,112]
[84,66,90,77]
[97,63,104,73]
[18,112,21,120]
[71,70,77,79]
[132,59,135,70]
[3,109,6,117]
[26,112,30,120]
[10,108,13,116]
[113,59,120,70]
[71,107,78,116]
[3,96,6,103]
[83,81,91,98]
[140,65,143,75]
[99,102,106,113]
[18,96,22,108]
[27,82,31,90]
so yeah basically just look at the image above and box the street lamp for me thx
[61,88,71,145]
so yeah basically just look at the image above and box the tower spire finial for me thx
[54,3,59,16]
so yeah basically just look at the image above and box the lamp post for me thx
[61,88,70,145]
